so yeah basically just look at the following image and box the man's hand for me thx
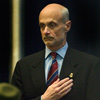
[42,77,73,100]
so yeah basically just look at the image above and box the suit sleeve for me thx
[86,60,100,100]
[11,62,41,100]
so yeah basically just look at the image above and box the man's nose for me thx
[43,26,50,35]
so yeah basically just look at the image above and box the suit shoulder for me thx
[68,48,100,62]
[17,50,45,64]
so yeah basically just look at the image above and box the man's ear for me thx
[64,20,71,32]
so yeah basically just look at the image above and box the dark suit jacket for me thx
[11,48,100,100]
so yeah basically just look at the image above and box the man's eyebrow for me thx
[49,20,57,23]
[39,22,44,25]
[39,20,58,25]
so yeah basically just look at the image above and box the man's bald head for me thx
[39,3,69,23]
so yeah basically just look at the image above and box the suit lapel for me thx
[30,50,47,95]
[60,48,79,80]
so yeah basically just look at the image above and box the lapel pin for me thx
[69,73,73,78]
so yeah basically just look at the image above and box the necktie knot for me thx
[51,52,57,59]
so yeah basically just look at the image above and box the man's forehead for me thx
[39,9,63,24]
[39,9,62,18]
[39,19,58,24]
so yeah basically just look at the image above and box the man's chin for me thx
[44,41,55,47]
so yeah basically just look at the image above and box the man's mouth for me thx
[43,36,54,41]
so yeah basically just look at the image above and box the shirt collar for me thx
[45,42,68,59]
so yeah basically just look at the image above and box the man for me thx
[11,3,100,100]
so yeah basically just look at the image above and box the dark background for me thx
[1,0,100,82]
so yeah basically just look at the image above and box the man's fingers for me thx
[61,88,72,97]
[56,77,70,87]
[59,79,73,90]
[43,78,73,100]
[59,81,73,96]
[52,78,60,84]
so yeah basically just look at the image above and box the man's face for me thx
[39,9,70,50]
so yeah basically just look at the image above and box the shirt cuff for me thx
[41,96,42,100]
